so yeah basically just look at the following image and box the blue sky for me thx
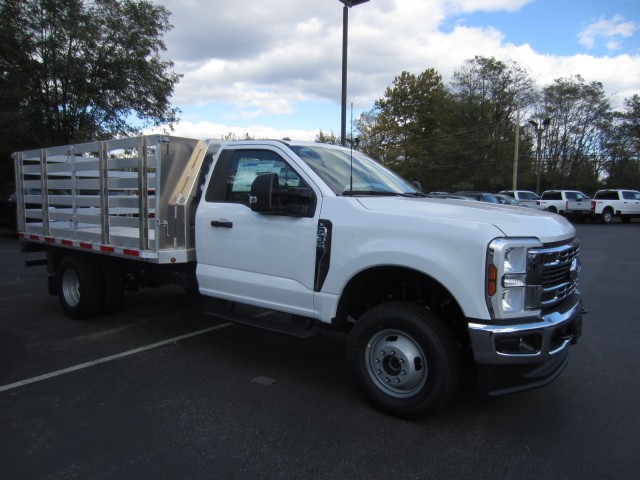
[150,0,640,141]
[446,0,640,56]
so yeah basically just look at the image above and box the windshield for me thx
[482,193,501,204]
[290,145,421,196]
[519,191,539,200]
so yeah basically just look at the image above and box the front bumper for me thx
[468,292,583,396]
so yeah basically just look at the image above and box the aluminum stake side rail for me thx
[14,135,217,263]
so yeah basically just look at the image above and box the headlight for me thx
[502,287,524,312]
[486,238,542,319]
[504,247,526,273]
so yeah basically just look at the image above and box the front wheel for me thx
[348,302,460,418]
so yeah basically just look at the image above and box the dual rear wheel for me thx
[56,255,124,320]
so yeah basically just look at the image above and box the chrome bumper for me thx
[468,292,583,395]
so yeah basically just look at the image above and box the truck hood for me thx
[356,197,575,241]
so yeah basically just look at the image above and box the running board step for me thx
[203,310,320,339]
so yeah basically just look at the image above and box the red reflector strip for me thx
[80,243,93,249]
[30,234,39,240]
[45,237,55,243]
[61,239,73,246]
[18,233,25,239]
[123,249,140,257]
[100,246,115,253]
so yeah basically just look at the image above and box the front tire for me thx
[348,301,460,418]
[57,255,104,320]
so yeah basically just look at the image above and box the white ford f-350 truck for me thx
[14,135,584,417]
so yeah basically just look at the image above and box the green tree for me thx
[315,129,341,145]
[605,94,640,188]
[449,56,536,191]
[0,0,33,172]
[356,69,453,190]
[0,0,181,182]
[537,75,613,192]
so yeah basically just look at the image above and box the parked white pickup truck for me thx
[14,135,584,417]
[591,189,640,223]
[564,192,592,221]
[538,190,590,215]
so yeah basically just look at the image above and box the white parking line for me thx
[0,322,233,393]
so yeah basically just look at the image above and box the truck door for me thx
[622,191,640,214]
[195,147,321,318]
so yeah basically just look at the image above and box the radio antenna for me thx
[349,102,354,195]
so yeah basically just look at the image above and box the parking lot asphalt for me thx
[1,221,639,480]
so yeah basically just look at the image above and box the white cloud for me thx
[146,120,320,142]
[578,15,637,50]
[445,0,533,14]
[148,0,640,140]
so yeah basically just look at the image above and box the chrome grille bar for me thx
[530,240,580,309]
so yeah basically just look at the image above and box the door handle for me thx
[211,220,233,228]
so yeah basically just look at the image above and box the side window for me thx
[622,191,635,200]
[542,192,561,200]
[595,191,617,200]
[205,149,305,207]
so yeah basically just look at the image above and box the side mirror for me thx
[250,173,277,213]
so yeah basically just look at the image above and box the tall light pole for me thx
[529,117,550,195]
[339,0,369,146]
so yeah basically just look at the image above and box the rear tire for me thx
[348,301,460,418]
[600,208,614,224]
[57,255,104,320]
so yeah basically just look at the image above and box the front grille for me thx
[529,240,580,308]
